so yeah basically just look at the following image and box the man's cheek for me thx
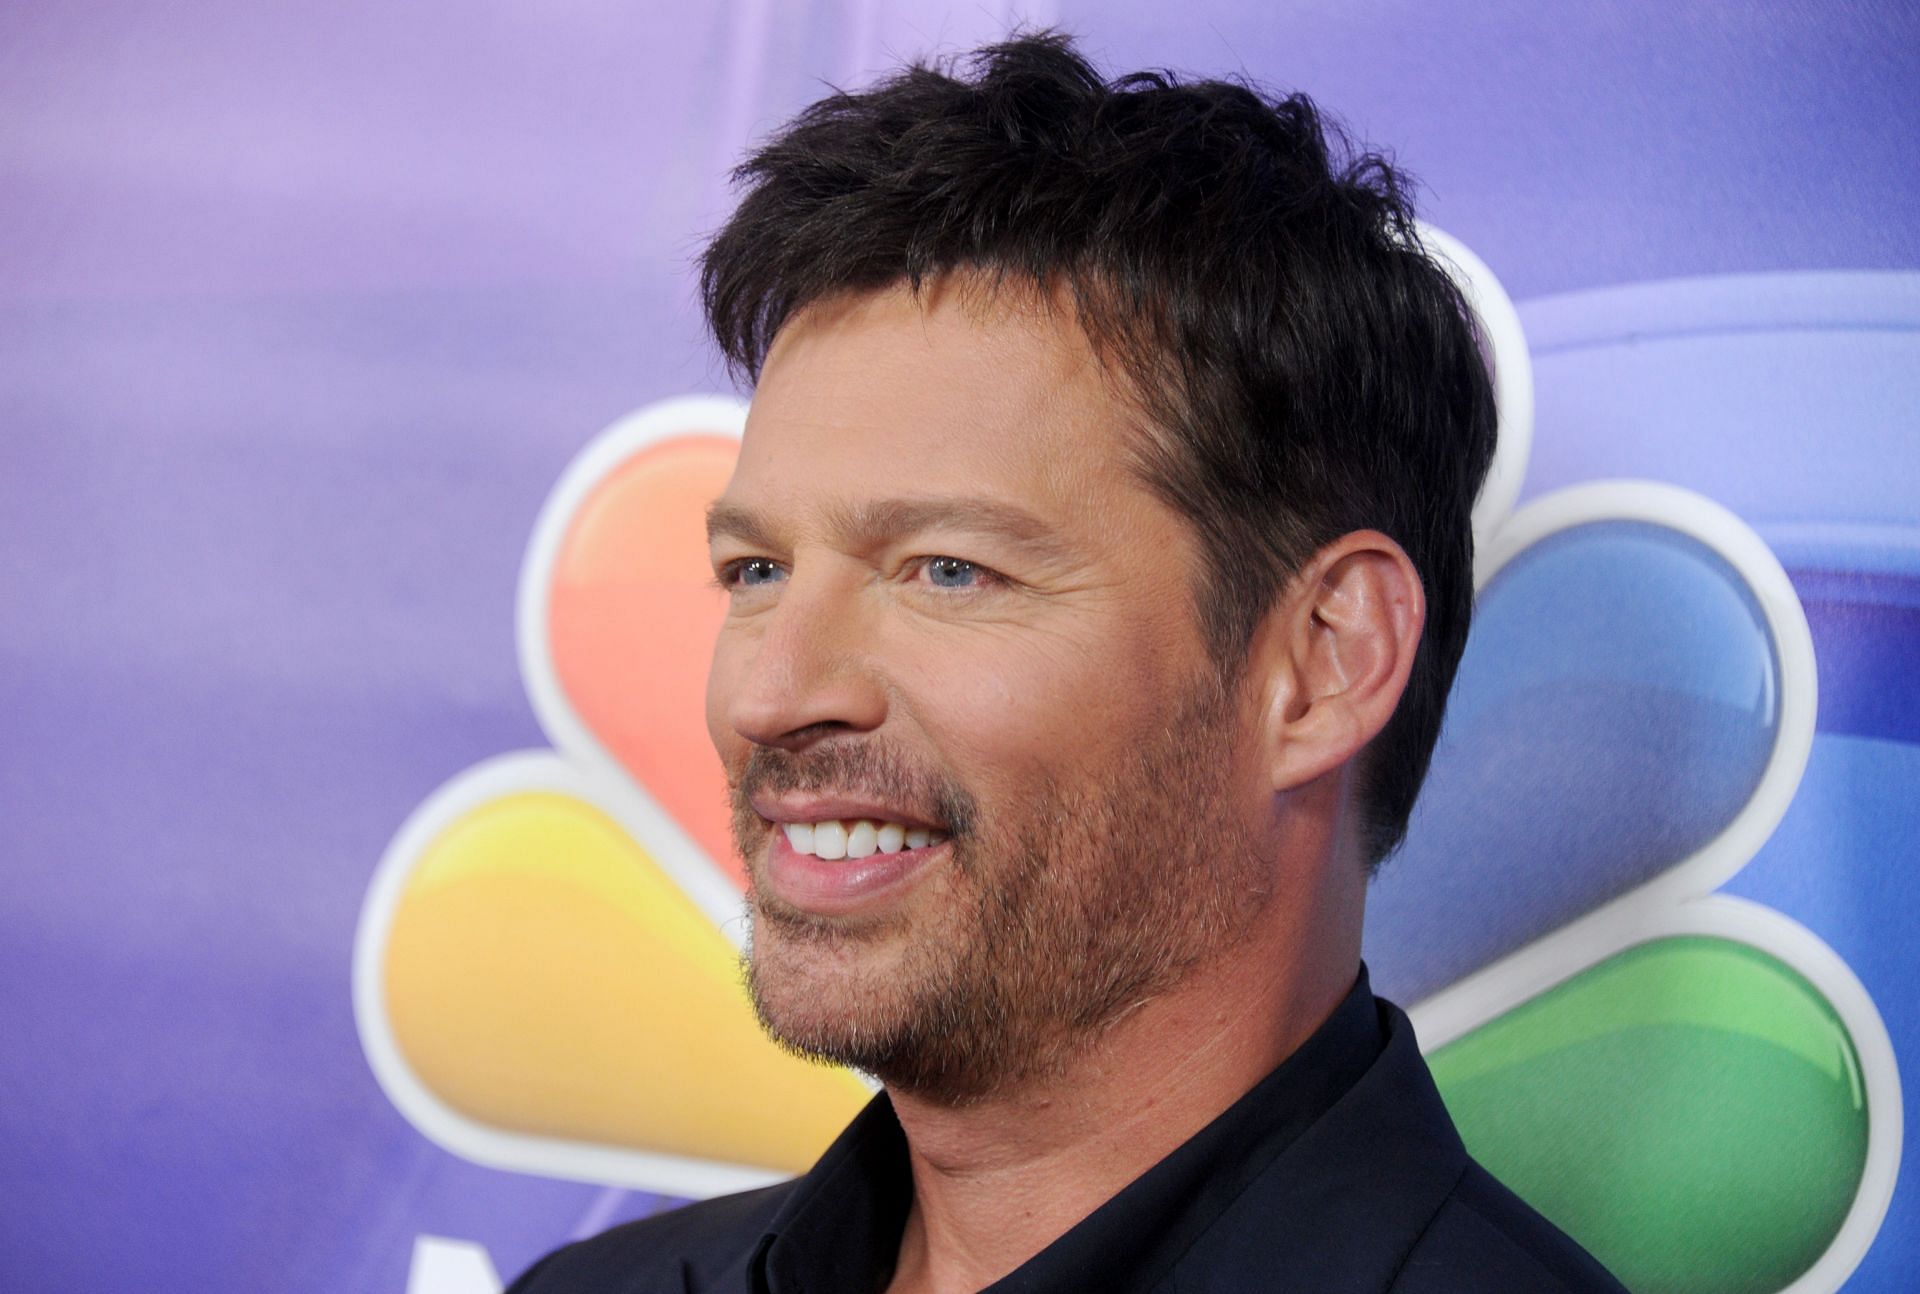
[898,618,1152,729]
[906,657,1154,774]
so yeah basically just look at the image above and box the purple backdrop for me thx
[3,2,1915,1290]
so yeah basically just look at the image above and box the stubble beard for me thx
[730,674,1271,1106]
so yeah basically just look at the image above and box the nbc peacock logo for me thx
[354,233,1900,1294]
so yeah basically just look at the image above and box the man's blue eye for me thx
[925,557,982,588]
[734,558,785,587]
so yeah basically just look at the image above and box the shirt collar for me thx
[752,966,1389,1294]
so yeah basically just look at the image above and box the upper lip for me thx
[748,791,945,832]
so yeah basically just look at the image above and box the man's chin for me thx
[747,965,902,1076]
[744,917,1032,1103]
[745,909,910,1049]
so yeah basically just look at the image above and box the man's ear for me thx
[1253,531,1425,792]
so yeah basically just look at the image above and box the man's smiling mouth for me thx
[780,819,951,860]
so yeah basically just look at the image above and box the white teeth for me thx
[812,820,848,860]
[781,817,947,858]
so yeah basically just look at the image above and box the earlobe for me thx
[1259,532,1425,792]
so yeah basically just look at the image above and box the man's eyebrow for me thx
[706,496,1069,558]
[706,500,779,549]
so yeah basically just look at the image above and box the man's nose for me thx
[724,576,887,750]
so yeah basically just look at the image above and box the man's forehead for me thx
[755,277,1118,418]
[729,280,1146,498]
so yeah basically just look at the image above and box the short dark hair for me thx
[700,32,1497,868]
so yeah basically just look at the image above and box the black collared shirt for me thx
[510,968,1626,1293]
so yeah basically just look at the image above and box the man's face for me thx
[706,281,1271,1102]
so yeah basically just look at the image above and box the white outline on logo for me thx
[516,395,753,938]
[1407,483,1898,1291]
[355,397,809,1200]
[1422,223,1534,549]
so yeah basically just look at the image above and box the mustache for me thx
[731,741,978,838]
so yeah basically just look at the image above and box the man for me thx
[512,32,1626,1294]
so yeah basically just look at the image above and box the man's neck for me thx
[880,943,1361,1294]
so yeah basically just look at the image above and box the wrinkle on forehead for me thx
[763,276,1173,511]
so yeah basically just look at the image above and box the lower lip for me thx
[762,828,950,916]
